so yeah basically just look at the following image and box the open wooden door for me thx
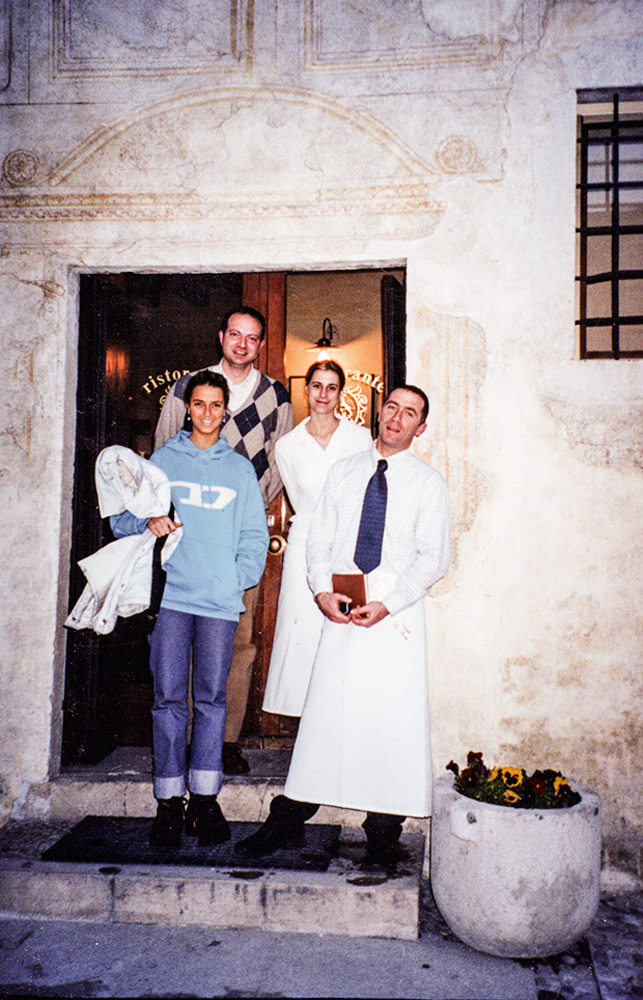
[382,274,406,392]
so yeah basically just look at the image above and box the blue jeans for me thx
[149,607,237,799]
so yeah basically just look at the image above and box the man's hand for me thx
[315,592,352,624]
[147,515,182,538]
[350,601,389,629]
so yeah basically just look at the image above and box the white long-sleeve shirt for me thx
[306,443,451,617]
[275,416,372,547]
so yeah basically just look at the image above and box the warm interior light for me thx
[306,316,339,355]
[105,343,130,392]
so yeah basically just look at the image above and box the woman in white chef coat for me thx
[262,361,372,717]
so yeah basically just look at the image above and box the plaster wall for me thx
[0,0,642,873]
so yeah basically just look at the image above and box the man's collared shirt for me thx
[306,443,451,616]
[211,361,259,413]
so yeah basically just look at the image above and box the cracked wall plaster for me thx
[414,307,488,553]
[540,397,643,469]
[46,91,433,194]
[537,365,643,470]
[421,0,524,44]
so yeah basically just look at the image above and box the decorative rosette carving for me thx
[436,135,482,174]
[3,150,39,186]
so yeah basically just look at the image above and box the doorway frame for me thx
[57,260,407,771]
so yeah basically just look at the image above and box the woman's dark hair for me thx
[184,370,230,409]
[304,360,346,391]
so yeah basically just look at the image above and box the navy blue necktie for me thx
[354,459,388,574]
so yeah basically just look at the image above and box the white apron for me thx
[285,569,432,817]
[263,417,372,717]
[262,537,323,716]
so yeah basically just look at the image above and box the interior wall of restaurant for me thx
[285,269,403,425]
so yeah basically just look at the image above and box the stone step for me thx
[0,819,425,941]
[21,747,289,824]
[5,749,429,940]
[20,747,429,838]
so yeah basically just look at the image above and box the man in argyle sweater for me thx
[154,307,293,773]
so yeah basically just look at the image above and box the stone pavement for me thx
[1,749,641,998]
[0,869,641,998]
[584,888,643,1000]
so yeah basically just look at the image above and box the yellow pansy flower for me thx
[488,767,500,781]
[502,767,524,788]
[554,776,570,795]
[503,789,520,804]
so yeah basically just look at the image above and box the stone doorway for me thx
[62,267,405,767]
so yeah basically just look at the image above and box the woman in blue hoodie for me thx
[112,370,268,847]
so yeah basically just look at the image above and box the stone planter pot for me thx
[430,774,602,958]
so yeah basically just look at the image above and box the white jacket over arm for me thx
[65,446,182,635]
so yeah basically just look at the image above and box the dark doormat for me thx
[40,816,340,872]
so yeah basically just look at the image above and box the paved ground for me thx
[1,751,641,999]
[0,876,641,999]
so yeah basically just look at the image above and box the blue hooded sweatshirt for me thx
[111,431,268,622]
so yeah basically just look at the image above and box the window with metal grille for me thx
[577,89,643,359]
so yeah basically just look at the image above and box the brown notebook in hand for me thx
[332,573,368,608]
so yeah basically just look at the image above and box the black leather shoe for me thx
[149,796,184,847]
[186,793,231,846]
[222,742,251,775]
[360,838,408,875]
[359,848,398,874]
[235,820,305,856]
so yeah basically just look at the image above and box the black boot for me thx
[361,812,406,871]
[222,742,250,775]
[186,793,231,846]
[149,796,184,847]
[235,795,318,855]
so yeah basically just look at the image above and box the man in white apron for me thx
[237,385,451,868]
